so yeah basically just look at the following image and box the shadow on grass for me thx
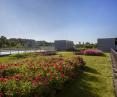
[85,66,101,75]
[56,67,100,97]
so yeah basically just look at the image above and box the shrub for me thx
[75,52,84,55]
[9,52,43,58]
[84,49,102,56]
[0,56,86,97]
[42,52,56,55]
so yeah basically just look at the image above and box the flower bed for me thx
[42,52,56,55]
[84,49,102,56]
[75,52,84,55]
[0,56,85,97]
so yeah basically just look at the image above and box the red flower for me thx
[15,75,19,79]
[39,74,43,77]
[50,77,53,79]
[0,93,2,97]
[35,78,39,82]
[45,78,48,80]
[20,76,23,79]
[34,86,38,90]
[44,85,47,87]
[32,81,36,83]
[18,91,21,94]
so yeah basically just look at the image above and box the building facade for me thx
[98,38,117,52]
[54,40,74,51]
[35,41,46,45]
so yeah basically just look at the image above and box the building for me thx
[54,40,74,51]
[35,41,46,45]
[98,38,117,52]
[24,41,36,48]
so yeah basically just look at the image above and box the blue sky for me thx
[0,0,117,44]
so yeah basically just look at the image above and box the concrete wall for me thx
[98,38,115,52]
[55,40,73,51]
[66,41,74,50]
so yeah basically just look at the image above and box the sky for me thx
[0,0,117,44]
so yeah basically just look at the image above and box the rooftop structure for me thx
[54,40,74,51]
[98,38,117,52]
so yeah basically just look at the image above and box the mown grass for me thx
[55,52,115,97]
[0,52,115,97]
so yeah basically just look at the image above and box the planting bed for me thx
[0,55,85,97]
[75,49,103,56]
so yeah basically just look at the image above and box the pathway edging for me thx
[110,53,117,97]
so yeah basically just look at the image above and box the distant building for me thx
[98,38,117,52]
[55,40,74,51]
[24,41,36,48]
[83,42,85,45]
[85,42,90,44]
[35,41,46,45]
[79,42,81,45]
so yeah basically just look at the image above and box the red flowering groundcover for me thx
[0,56,85,97]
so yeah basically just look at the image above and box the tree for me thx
[18,38,25,44]
[83,44,94,49]
[15,44,23,48]
[0,36,7,44]
[37,44,43,47]
[0,36,9,48]
[2,44,8,48]
[0,40,3,48]
[94,43,98,48]
[10,41,16,47]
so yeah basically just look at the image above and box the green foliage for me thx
[1,44,9,48]
[0,39,3,47]
[10,41,16,47]
[9,52,43,58]
[75,44,84,48]
[0,54,85,97]
[83,44,95,49]
[0,36,10,48]
[37,44,43,47]
[15,44,24,48]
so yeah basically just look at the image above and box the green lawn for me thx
[55,52,115,97]
[0,52,115,97]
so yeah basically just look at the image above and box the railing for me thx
[0,46,55,55]
[111,48,117,65]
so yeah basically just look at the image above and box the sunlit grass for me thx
[55,52,115,97]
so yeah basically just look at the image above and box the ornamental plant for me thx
[42,52,56,55]
[75,52,84,55]
[0,56,85,97]
[84,49,102,56]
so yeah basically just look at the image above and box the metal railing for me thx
[0,46,55,55]
[111,48,117,65]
